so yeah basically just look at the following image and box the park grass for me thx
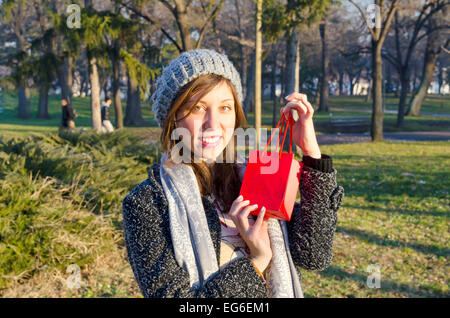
[301,141,449,298]
[0,91,157,136]
[1,91,448,136]
[327,93,450,114]
[0,128,448,298]
[0,130,160,297]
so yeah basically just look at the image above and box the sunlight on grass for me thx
[0,95,449,297]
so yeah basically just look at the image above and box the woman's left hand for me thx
[280,92,321,159]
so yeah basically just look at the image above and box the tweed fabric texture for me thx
[151,49,243,127]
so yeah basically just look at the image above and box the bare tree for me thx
[408,3,449,116]
[122,0,225,53]
[381,0,449,126]
[2,0,35,119]
[318,18,330,111]
[349,0,400,141]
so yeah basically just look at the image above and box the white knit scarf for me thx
[159,152,303,297]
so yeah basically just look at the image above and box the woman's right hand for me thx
[228,195,272,272]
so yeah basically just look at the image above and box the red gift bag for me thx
[239,112,303,221]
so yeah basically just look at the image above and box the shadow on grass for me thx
[317,265,446,297]
[343,204,449,218]
[337,226,449,258]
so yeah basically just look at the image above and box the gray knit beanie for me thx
[151,49,243,128]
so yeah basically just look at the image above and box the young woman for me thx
[122,49,344,298]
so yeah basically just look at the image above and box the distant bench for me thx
[329,115,370,133]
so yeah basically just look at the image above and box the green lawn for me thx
[302,141,449,298]
[1,91,448,136]
[0,129,448,297]
[0,92,157,136]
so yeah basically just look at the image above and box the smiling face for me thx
[175,80,236,163]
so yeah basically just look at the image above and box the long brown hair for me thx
[160,74,248,212]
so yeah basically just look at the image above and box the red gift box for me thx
[239,113,303,221]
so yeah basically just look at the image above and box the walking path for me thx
[330,107,450,118]
[317,131,450,145]
[238,130,450,147]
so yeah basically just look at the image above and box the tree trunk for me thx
[88,54,102,132]
[407,19,440,116]
[338,72,344,96]
[371,41,384,141]
[102,80,108,100]
[37,82,50,119]
[254,0,262,149]
[365,77,372,101]
[284,28,300,152]
[234,0,247,100]
[396,70,409,127]
[14,1,30,119]
[314,89,320,107]
[240,46,248,101]
[124,72,145,126]
[437,63,443,94]
[174,0,193,51]
[280,55,286,103]
[111,45,123,128]
[394,78,400,97]
[244,52,255,116]
[58,55,73,104]
[319,22,329,112]
[349,75,355,96]
[67,56,73,102]
[271,45,278,127]
[386,65,392,93]
[17,85,31,119]
[80,75,87,97]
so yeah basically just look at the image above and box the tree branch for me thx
[225,34,255,48]
[379,0,400,44]
[381,51,398,68]
[159,0,176,15]
[348,0,376,39]
[414,25,450,46]
[440,38,450,54]
[195,0,224,49]
[121,1,182,52]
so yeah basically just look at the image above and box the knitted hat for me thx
[151,49,243,128]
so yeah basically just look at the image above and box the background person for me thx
[101,97,114,133]
[61,98,77,129]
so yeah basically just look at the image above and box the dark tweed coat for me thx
[122,158,344,298]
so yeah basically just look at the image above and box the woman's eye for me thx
[222,105,232,111]
[193,105,205,112]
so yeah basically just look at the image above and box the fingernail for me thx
[253,204,258,208]
[238,195,243,201]
[243,200,250,204]
[261,206,265,212]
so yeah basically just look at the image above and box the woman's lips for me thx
[200,136,222,148]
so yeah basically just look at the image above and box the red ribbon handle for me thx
[263,112,294,157]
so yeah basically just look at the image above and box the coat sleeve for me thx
[287,164,344,271]
[122,181,268,298]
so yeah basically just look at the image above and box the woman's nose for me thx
[203,109,220,130]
